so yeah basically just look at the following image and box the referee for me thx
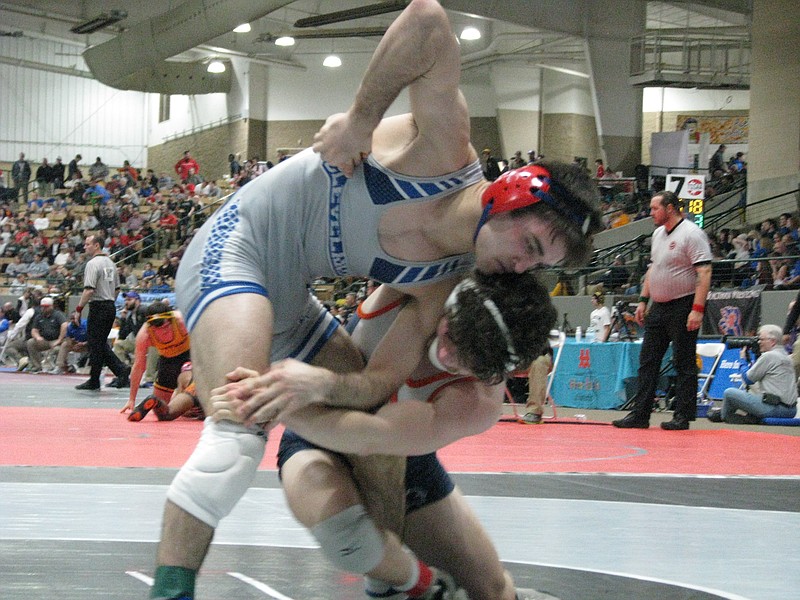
[74,234,131,391]
[613,191,712,430]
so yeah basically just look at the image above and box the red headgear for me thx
[479,164,592,234]
[481,165,552,215]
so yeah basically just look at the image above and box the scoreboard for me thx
[666,174,706,228]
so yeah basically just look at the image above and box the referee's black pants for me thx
[87,300,128,385]
[630,294,699,422]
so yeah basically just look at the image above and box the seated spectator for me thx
[25,296,66,373]
[54,312,89,374]
[709,325,797,423]
[550,272,575,296]
[9,273,29,295]
[27,254,49,278]
[140,262,156,286]
[149,275,172,293]
[5,255,29,277]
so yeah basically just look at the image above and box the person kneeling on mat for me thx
[709,324,798,424]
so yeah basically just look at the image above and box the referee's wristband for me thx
[692,303,705,313]
[638,296,649,304]
[75,305,83,314]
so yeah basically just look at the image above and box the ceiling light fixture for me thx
[459,26,481,41]
[70,10,128,35]
[323,55,342,68]
[207,60,226,73]
[233,23,251,33]
[275,36,295,46]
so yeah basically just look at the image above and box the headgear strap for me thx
[479,165,593,236]
[445,278,519,372]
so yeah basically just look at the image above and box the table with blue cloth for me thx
[550,339,672,409]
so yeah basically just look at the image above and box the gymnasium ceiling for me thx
[0,1,752,91]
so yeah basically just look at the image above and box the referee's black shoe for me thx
[612,413,650,429]
[661,416,690,430]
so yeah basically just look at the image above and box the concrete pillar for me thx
[584,0,646,175]
[747,0,800,220]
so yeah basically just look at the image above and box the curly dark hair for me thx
[509,160,604,267]
[446,271,557,384]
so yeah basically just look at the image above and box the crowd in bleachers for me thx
[1,151,234,300]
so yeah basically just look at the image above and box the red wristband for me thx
[692,304,705,313]
[75,305,83,314]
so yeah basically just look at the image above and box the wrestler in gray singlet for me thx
[176,147,483,362]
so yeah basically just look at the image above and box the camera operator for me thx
[613,191,712,430]
[709,325,797,423]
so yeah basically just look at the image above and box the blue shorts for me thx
[277,429,454,514]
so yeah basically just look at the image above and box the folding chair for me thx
[503,331,565,421]
[696,342,727,402]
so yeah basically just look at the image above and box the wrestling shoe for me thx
[417,570,461,600]
[521,411,543,424]
[128,395,164,422]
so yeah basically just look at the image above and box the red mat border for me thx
[2,407,800,476]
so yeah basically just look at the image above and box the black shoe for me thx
[612,413,650,429]
[75,380,100,391]
[707,408,723,423]
[661,417,690,430]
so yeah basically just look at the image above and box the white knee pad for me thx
[166,418,266,527]
[310,504,385,574]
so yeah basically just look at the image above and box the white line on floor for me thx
[228,572,295,599]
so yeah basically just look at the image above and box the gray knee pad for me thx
[166,418,266,527]
[310,504,385,574]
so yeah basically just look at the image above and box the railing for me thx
[630,29,750,89]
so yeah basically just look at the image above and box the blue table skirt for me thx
[550,340,672,410]
[550,339,744,409]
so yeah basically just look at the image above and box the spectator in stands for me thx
[157,172,175,190]
[481,148,501,181]
[53,312,88,374]
[175,150,200,182]
[527,149,537,164]
[594,158,605,179]
[88,157,109,182]
[158,209,178,249]
[44,264,66,291]
[228,153,242,180]
[550,272,574,296]
[25,296,66,373]
[84,180,111,205]
[9,273,28,295]
[118,160,138,186]
[710,324,797,424]
[5,256,28,277]
[28,254,49,279]
[730,233,753,287]
[140,262,156,286]
[67,154,82,180]
[35,158,53,198]
[149,275,171,293]
[32,210,49,232]
[608,204,631,228]
[508,151,525,170]
[12,153,32,204]
[51,157,66,190]
[709,144,726,177]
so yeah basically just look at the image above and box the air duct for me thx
[82,0,294,94]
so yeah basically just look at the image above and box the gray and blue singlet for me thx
[176,148,482,363]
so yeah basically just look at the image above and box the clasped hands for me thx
[210,359,335,429]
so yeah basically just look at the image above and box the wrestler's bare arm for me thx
[216,281,453,425]
[313,0,471,177]
[279,378,503,456]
